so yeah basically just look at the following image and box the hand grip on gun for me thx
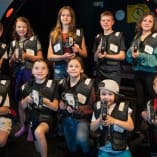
[31,90,43,108]
[101,102,108,120]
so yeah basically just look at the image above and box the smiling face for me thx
[67,58,83,79]
[100,15,114,32]
[15,20,28,39]
[141,15,154,33]
[60,9,72,26]
[100,89,115,105]
[32,60,48,83]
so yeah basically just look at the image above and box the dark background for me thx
[1,0,157,76]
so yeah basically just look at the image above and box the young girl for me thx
[126,12,157,133]
[90,79,134,157]
[141,75,157,157]
[9,17,43,137]
[59,57,96,156]
[19,59,58,157]
[47,6,87,80]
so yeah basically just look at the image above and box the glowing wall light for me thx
[5,8,14,18]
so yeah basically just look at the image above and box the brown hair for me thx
[50,6,76,43]
[100,10,114,21]
[12,17,34,41]
[135,12,157,33]
[67,56,88,79]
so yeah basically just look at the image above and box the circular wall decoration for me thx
[115,10,125,21]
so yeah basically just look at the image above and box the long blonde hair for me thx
[50,6,77,43]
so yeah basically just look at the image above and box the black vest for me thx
[94,101,129,150]
[22,79,58,113]
[0,80,10,107]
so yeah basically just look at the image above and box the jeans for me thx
[62,117,90,153]
[14,68,32,103]
[54,64,67,80]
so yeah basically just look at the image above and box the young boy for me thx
[93,11,125,86]
[90,79,134,157]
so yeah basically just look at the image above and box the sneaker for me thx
[14,126,27,137]
[27,127,34,142]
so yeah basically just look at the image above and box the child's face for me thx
[100,15,114,32]
[100,89,115,105]
[141,15,154,32]
[153,78,157,94]
[16,20,27,38]
[67,59,83,79]
[60,9,72,26]
[32,61,48,82]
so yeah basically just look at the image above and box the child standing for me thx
[126,12,157,133]
[47,6,87,80]
[141,75,157,157]
[90,79,134,157]
[93,11,125,86]
[0,22,9,79]
[9,17,43,137]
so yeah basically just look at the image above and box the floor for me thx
[0,121,152,157]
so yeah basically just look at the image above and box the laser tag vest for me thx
[147,99,157,148]
[59,77,94,119]
[94,101,129,150]
[0,42,7,59]
[21,79,58,113]
[51,29,83,63]
[62,77,94,106]
[52,28,83,55]
[10,36,41,68]
[51,29,84,80]
[132,32,157,55]
[95,31,123,65]
[0,80,10,107]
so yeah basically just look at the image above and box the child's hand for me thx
[26,95,33,104]
[66,105,74,113]
[101,115,115,126]
[59,100,67,110]
[72,43,80,53]
[97,51,107,59]
[152,116,157,126]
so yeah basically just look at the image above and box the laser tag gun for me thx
[131,39,139,65]
[30,90,43,109]
[65,37,75,49]
[94,101,109,147]
[101,36,107,54]
[132,33,140,53]
[101,101,108,120]
[16,42,23,62]
[147,101,157,123]
[62,92,79,109]
[132,40,138,53]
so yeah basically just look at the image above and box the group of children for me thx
[0,4,157,157]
